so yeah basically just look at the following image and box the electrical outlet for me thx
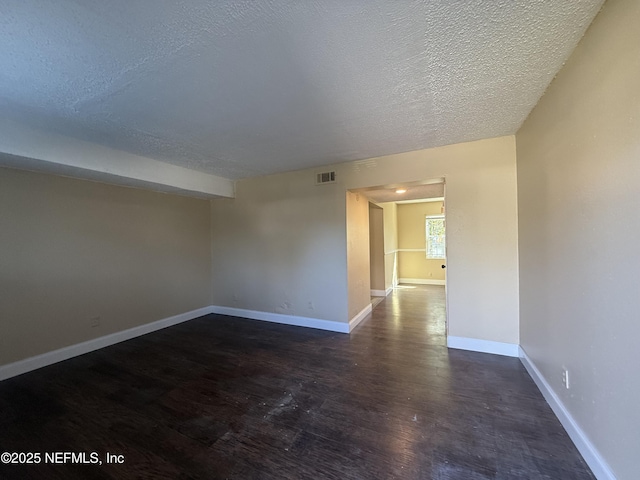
[90,316,101,328]
[562,368,570,389]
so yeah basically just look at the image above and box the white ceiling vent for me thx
[315,171,336,185]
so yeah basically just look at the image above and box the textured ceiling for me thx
[362,183,444,204]
[0,1,604,180]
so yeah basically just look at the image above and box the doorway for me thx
[369,203,386,309]
[354,180,448,339]
[396,198,446,287]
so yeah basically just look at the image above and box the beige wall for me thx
[516,0,640,477]
[346,192,371,319]
[213,135,519,342]
[342,136,519,345]
[397,201,446,282]
[0,167,212,366]
[378,202,398,290]
[368,204,385,292]
[210,170,349,322]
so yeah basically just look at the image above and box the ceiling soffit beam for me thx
[0,118,234,199]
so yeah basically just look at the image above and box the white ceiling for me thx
[360,183,444,204]
[0,1,604,180]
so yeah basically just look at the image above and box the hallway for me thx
[370,284,447,346]
[0,286,593,479]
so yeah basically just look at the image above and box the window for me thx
[426,215,446,259]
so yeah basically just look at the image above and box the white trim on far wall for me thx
[371,289,388,297]
[0,306,215,382]
[519,347,616,480]
[210,306,351,334]
[399,278,446,286]
[447,335,519,357]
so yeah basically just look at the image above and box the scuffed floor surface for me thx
[0,286,594,479]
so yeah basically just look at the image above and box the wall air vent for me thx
[315,171,336,185]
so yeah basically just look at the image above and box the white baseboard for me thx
[519,347,616,480]
[0,306,214,382]
[373,287,393,297]
[210,305,350,334]
[447,335,519,357]
[399,278,446,286]
[349,304,372,331]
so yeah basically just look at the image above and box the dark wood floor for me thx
[0,285,594,479]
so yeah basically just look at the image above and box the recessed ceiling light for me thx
[395,188,407,194]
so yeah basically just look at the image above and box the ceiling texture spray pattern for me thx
[0,1,604,179]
